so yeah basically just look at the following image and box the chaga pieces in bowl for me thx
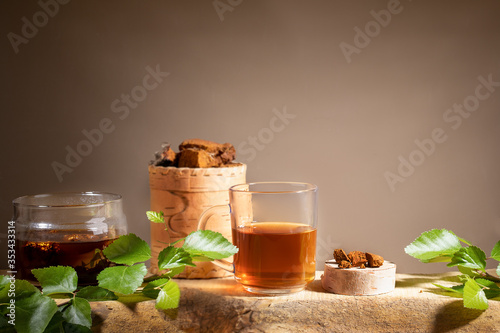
[333,248,384,269]
[150,139,237,168]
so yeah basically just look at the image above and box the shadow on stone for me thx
[307,279,328,293]
[159,307,179,320]
[90,303,111,332]
[395,275,460,289]
[425,286,463,300]
[432,300,484,333]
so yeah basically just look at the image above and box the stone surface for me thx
[90,272,500,332]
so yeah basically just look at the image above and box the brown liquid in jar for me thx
[16,230,116,285]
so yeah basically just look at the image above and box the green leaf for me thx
[457,236,472,246]
[404,229,462,263]
[0,279,12,303]
[463,277,489,310]
[416,256,455,263]
[457,265,482,279]
[32,266,77,295]
[475,278,500,299]
[103,233,151,266]
[484,288,500,300]
[62,323,93,333]
[497,263,500,278]
[0,276,10,289]
[0,279,40,303]
[42,311,64,333]
[61,297,91,329]
[491,240,500,261]
[44,315,93,333]
[142,278,169,299]
[75,286,118,301]
[146,266,186,281]
[97,263,147,295]
[433,283,464,295]
[476,278,500,290]
[158,246,196,271]
[182,230,238,260]
[447,246,486,272]
[0,314,16,333]
[15,293,58,333]
[155,280,180,310]
[146,211,164,224]
[0,316,15,332]
[16,280,42,300]
[165,266,186,278]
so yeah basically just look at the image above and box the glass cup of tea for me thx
[11,192,127,285]
[198,182,318,295]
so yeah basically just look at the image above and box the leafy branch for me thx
[405,229,500,310]
[0,211,238,333]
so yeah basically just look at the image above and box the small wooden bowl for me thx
[321,260,396,296]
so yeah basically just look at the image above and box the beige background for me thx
[1,0,499,273]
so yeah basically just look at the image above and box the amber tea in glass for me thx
[199,182,318,294]
[232,222,316,289]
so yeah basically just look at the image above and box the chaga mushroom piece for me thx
[218,143,236,164]
[338,260,352,269]
[177,149,219,168]
[179,138,236,167]
[366,252,384,267]
[347,251,368,267]
[333,249,350,264]
[179,138,222,153]
[151,143,177,167]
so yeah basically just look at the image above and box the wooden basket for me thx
[148,163,246,278]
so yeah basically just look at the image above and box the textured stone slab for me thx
[90,272,500,332]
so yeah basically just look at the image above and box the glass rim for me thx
[12,191,123,208]
[229,181,318,194]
